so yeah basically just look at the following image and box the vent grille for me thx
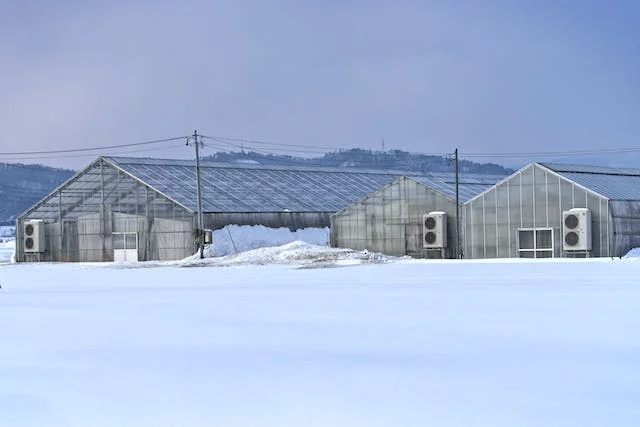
[565,232,579,247]
[564,214,579,229]
[425,217,436,230]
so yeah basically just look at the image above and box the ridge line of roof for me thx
[540,162,640,177]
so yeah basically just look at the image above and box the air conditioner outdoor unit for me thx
[423,211,447,249]
[563,208,591,251]
[23,219,45,253]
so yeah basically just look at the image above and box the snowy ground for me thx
[1,250,640,427]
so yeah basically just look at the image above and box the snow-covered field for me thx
[1,248,640,427]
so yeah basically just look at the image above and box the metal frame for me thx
[112,232,138,251]
[517,227,554,258]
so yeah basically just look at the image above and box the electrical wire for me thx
[461,147,640,158]
[201,135,338,151]
[201,137,452,163]
[1,131,637,164]
[204,137,333,155]
[0,138,189,162]
[0,136,189,156]
[202,134,640,159]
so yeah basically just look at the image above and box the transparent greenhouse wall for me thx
[17,160,195,262]
[331,177,460,258]
[610,200,640,257]
[464,164,611,259]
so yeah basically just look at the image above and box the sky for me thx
[1,0,639,170]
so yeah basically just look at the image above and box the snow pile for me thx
[212,225,330,256]
[624,247,640,258]
[181,241,392,268]
[0,225,15,237]
[0,239,15,263]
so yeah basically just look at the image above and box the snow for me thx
[178,241,392,268]
[0,225,15,237]
[1,252,640,427]
[0,238,14,263]
[0,226,16,264]
[624,247,640,258]
[212,225,329,256]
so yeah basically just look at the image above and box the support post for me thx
[455,148,461,258]
[193,130,205,259]
[59,190,63,261]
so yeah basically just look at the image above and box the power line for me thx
[204,134,640,159]
[202,137,452,160]
[204,136,332,155]
[0,136,189,156]
[0,139,189,162]
[461,146,640,158]
[204,134,452,157]
[201,134,338,151]
[2,130,637,164]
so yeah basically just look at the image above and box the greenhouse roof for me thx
[541,163,640,201]
[105,157,404,213]
[104,157,507,212]
[412,173,508,202]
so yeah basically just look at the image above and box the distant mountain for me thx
[204,148,513,175]
[0,163,74,224]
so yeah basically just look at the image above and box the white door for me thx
[113,232,138,262]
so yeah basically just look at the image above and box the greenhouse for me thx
[16,156,405,262]
[463,163,640,259]
[330,173,506,258]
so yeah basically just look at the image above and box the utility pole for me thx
[192,130,205,259]
[455,148,461,259]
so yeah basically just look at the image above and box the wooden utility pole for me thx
[193,130,205,259]
[455,148,461,258]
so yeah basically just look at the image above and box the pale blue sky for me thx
[1,1,638,168]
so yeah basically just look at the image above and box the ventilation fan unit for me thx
[423,211,447,249]
[23,219,45,253]
[562,208,591,251]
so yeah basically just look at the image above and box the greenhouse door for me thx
[113,232,138,262]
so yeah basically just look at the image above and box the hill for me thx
[0,163,74,225]
[204,148,513,175]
